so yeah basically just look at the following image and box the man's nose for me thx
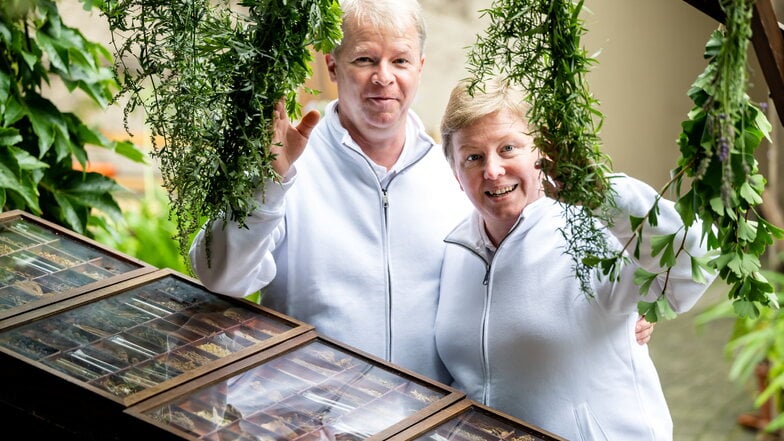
[372,62,394,86]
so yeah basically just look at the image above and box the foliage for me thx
[91,174,190,274]
[92,0,343,265]
[467,0,780,322]
[697,272,784,433]
[0,0,145,236]
[636,0,781,321]
[466,0,616,295]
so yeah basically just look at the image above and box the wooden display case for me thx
[0,209,155,320]
[125,332,465,441]
[0,268,312,439]
[387,400,566,441]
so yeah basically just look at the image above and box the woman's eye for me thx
[501,144,516,152]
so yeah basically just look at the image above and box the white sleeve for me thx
[188,173,293,297]
[600,173,717,314]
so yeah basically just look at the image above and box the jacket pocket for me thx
[573,402,611,441]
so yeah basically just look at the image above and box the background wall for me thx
[416,0,771,191]
[57,0,777,194]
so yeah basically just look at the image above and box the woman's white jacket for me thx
[436,174,717,440]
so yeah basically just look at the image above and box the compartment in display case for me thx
[126,332,465,441]
[0,266,312,433]
[386,399,566,441]
[0,209,155,320]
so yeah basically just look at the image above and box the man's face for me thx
[326,22,424,137]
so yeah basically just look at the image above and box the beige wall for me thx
[417,0,770,190]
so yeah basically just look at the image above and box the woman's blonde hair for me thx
[440,77,530,168]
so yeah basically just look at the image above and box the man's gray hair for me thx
[334,0,427,55]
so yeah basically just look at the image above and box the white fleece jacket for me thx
[436,174,717,440]
[190,100,471,382]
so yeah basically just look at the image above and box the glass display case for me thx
[387,400,566,441]
[0,209,155,320]
[0,268,312,407]
[125,332,465,441]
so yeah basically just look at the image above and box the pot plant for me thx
[466,0,780,322]
[0,0,145,236]
[697,269,784,436]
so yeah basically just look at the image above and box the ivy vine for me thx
[94,0,343,262]
[467,0,781,321]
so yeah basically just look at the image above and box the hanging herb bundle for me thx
[467,0,781,321]
[95,0,343,262]
[659,0,782,319]
[466,0,616,295]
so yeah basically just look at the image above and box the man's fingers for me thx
[296,109,320,139]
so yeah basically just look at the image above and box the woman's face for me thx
[452,109,543,245]
[326,21,424,138]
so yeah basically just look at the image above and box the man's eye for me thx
[501,144,516,152]
[466,154,480,162]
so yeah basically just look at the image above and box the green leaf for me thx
[633,267,658,295]
[0,127,23,146]
[739,181,763,205]
[732,298,760,319]
[737,217,757,243]
[655,296,677,320]
[708,196,725,216]
[638,301,659,322]
[650,233,675,258]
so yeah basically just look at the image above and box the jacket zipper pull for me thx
[483,266,490,285]
[382,189,389,209]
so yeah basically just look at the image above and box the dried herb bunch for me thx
[95,0,342,261]
[662,0,781,319]
[466,0,616,294]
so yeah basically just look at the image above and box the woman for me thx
[435,77,717,440]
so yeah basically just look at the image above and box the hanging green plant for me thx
[652,0,783,320]
[466,0,616,295]
[94,0,342,263]
[467,0,781,321]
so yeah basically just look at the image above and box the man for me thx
[189,0,654,384]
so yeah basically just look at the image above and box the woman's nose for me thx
[483,156,505,180]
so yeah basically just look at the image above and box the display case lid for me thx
[126,332,465,441]
[386,399,567,441]
[0,209,155,320]
[0,268,312,407]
